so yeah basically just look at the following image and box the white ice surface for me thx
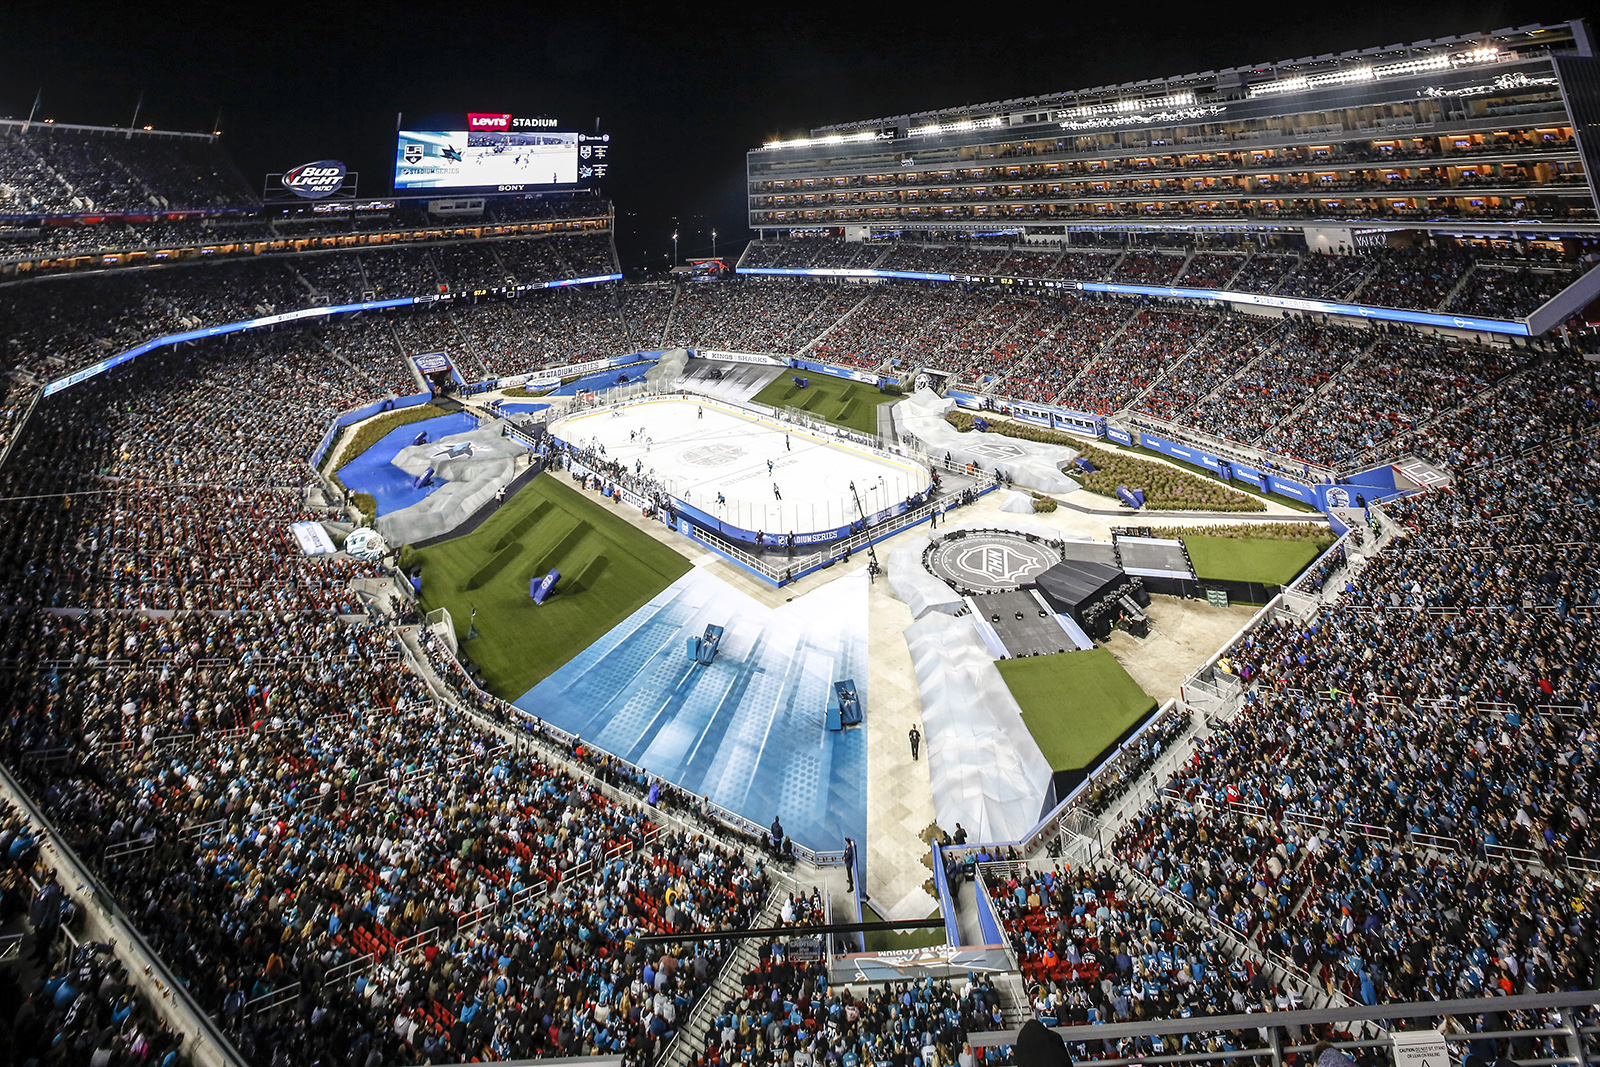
[553,398,931,536]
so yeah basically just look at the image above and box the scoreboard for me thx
[395,113,610,193]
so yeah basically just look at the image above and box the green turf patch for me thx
[402,475,691,698]
[862,903,946,952]
[324,403,446,474]
[753,374,888,436]
[997,650,1157,772]
[1181,535,1323,586]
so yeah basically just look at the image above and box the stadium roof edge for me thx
[804,18,1589,136]
[0,117,218,141]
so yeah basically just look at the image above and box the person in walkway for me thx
[842,837,857,892]
[770,815,784,852]
[909,724,922,761]
[952,823,967,845]
[28,872,63,964]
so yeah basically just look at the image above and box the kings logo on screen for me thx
[281,160,347,199]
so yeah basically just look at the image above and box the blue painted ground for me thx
[336,412,479,517]
[514,567,868,854]
[497,401,552,415]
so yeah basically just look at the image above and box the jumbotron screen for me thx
[394,113,610,193]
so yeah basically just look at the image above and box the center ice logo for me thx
[681,443,746,467]
[956,544,1048,583]
[965,441,1026,459]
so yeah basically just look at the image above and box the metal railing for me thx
[966,989,1600,1067]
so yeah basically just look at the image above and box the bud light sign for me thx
[281,160,347,199]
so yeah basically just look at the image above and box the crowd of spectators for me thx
[1226,253,1296,294]
[1448,263,1584,319]
[669,281,843,355]
[0,814,195,1067]
[1043,252,1118,282]
[695,941,1009,1067]
[1059,309,1217,415]
[0,124,256,215]
[1176,253,1246,289]
[0,326,778,1065]
[1270,254,1373,301]
[1108,253,1186,287]
[811,286,985,371]
[1133,317,1283,423]
[0,217,275,262]
[1182,322,1366,447]
[1387,358,1599,471]
[988,300,1132,404]
[1258,335,1526,470]
[988,860,1300,1025]
[1355,247,1474,312]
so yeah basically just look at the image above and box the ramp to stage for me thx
[904,611,1053,843]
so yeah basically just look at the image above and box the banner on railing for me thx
[831,945,1013,983]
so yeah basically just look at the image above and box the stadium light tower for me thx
[672,230,679,267]
[711,228,718,258]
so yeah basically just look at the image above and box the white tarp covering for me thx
[998,489,1035,514]
[904,611,1053,843]
[886,535,965,619]
[894,389,1081,495]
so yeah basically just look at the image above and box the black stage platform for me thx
[1114,536,1195,580]
[968,590,1076,657]
[1033,559,1147,642]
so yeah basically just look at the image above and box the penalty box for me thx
[549,397,932,546]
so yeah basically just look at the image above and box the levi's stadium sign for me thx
[281,160,347,199]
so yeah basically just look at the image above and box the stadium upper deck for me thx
[0,119,258,216]
[748,20,1600,237]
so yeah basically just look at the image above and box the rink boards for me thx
[550,396,931,546]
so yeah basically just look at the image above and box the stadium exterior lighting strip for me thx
[40,274,624,397]
[1248,46,1501,98]
[1057,91,1196,119]
[1058,105,1225,131]
[761,131,887,151]
[734,266,1531,336]
[907,116,1003,138]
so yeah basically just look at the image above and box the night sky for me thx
[0,0,1569,269]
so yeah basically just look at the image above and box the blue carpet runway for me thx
[514,568,869,854]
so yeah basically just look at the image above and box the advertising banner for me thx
[289,521,337,555]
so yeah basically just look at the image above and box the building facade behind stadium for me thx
[749,20,1600,238]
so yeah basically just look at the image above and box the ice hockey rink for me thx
[551,397,931,537]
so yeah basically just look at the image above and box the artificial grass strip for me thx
[405,474,691,698]
[997,649,1157,773]
[753,374,889,436]
[1181,534,1323,586]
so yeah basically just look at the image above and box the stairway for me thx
[657,888,789,1067]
